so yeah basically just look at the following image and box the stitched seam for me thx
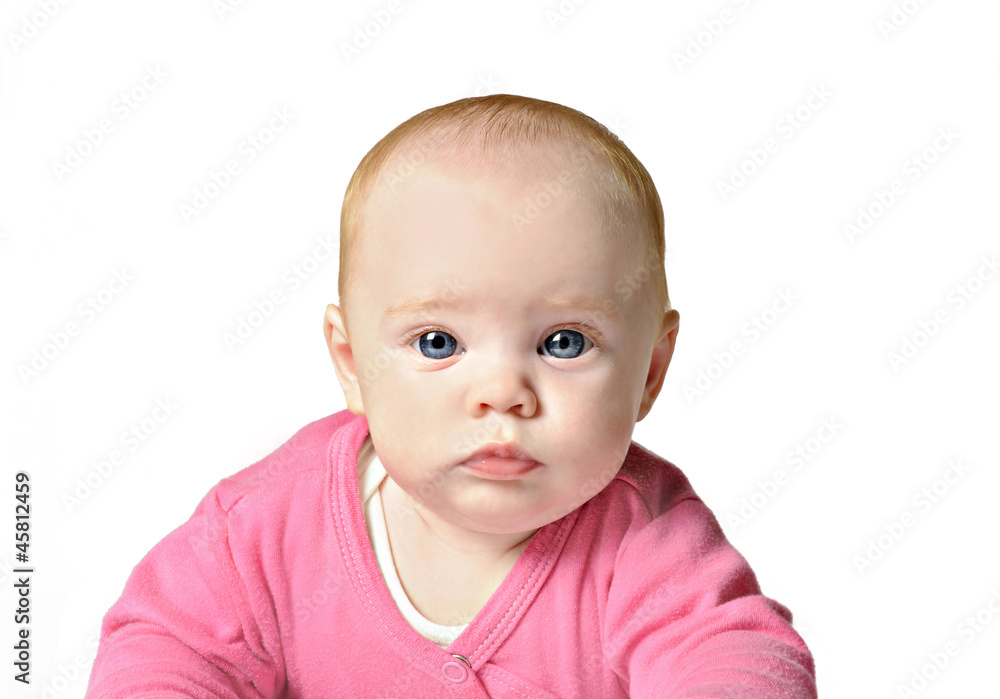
[470,508,577,659]
[331,425,439,679]
[468,546,546,658]
[482,670,533,698]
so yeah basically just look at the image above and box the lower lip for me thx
[461,457,541,480]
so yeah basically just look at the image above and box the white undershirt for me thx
[357,435,469,648]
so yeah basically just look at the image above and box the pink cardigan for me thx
[86,410,816,697]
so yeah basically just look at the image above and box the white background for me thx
[2,0,998,696]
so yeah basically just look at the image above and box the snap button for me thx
[441,660,469,683]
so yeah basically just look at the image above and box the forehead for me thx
[354,157,646,323]
[365,134,620,245]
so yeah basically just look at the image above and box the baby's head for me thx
[325,94,679,537]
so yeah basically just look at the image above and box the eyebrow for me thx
[380,294,622,323]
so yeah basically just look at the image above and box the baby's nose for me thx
[466,359,537,417]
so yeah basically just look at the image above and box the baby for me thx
[87,95,816,697]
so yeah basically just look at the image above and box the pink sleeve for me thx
[603,498,816,698]
[85,489,283,698]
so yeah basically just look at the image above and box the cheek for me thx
[368,391,435,452]
[367,409,436,499]
[544,373,635,447]
[365,371,449,468]
[365,347,456,398]
[559,364,640,460]
[359,349,432,411]
[606,350,650,417]
[554,359,640,421]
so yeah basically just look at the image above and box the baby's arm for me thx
[85,487,283,698]
[604,498,816,698]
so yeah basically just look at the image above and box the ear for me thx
[324,304,365,416]
[637,309,680,422]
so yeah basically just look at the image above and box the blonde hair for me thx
[338,94,669,333]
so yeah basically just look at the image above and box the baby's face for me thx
[328,152,676,535]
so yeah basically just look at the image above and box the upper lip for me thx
[464,443,538,463]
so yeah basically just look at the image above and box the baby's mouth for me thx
[460,443,541,480]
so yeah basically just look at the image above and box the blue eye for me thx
[411,328,595,361]
[414,331,460,359]
[539,329,591,359]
